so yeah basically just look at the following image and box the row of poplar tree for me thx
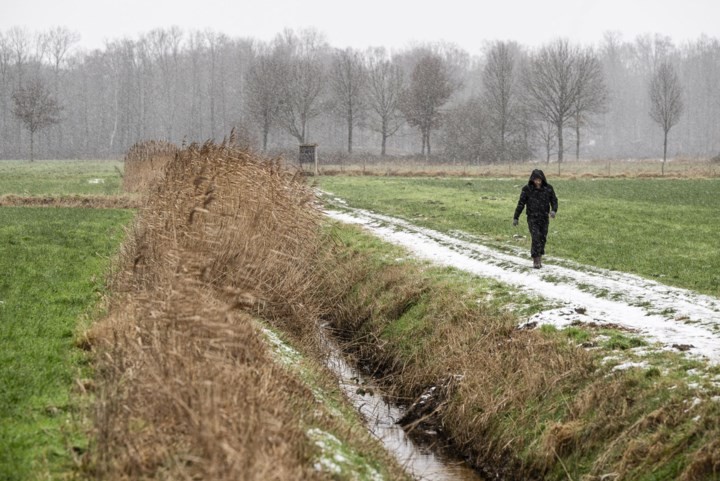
[1,26,718,163]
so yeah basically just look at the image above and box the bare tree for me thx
[147,27,183,140]
[536,119,558,164]
[482,41,524,162]
[12,77,62,161]
[42,27,79,153]
[330,47,366,154]
[399,53,455,157]
[7,27,30,88]
[205,31,229,140]
[274,29,328,144]
[244,47,282,151]
[649,61,684,174]
[441,97,489,163]
[523,39,583,168]
[571,47,608,160]
[43,27,80,89]
[0,33,12,152]
[364,47,405,157]
[187,31,206,140]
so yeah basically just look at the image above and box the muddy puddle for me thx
[321,325,485,481]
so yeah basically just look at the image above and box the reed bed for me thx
[87,140,347,480]
[121,141,178,193]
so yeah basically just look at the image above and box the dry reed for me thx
[87,139,348,480]
[0,194,140,209]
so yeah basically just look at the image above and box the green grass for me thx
[318,176,720,296]
[0,160,124,195]
[0,206,133,480]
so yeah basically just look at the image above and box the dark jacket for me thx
[513,169,558,221]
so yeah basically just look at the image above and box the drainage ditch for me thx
[321,324,485,481]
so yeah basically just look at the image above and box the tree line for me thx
[0,26,717,164]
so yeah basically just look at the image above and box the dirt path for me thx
[326,205,720,365]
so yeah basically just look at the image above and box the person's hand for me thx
[512,218,518,226]
[549,211,556,219]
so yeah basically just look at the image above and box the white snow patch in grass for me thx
[261,327,301,366]
[307,428,384,481]
[612,361,649,371]
[88,178,105,184]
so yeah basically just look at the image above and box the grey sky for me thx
[2,0,718,54]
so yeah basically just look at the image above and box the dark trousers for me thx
[527,217,549,257]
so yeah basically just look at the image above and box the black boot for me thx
[537,256,543,268]
[533,257,540,269]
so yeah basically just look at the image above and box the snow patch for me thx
[262,327,301,366]
[325,205,720,364]
[612,361,649,371]
[307,428,384,481]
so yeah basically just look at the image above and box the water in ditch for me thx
[321,325,485,481]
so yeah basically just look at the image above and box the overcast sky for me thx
[2,0,718,55]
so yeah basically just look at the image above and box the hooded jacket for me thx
[513,169,558,221]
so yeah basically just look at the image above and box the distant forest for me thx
[1,26,718,162]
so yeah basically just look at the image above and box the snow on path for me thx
[325,206,720,365]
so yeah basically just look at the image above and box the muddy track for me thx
[325,205,720,365]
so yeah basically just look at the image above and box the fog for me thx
[1,26,718,162]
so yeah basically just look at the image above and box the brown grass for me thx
[0,194,140,209]
[121,140,178,193]
[318,157,720,179]
[86,140,381,479]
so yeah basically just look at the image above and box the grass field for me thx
[0,160,124,195]
[318,176,720,297]
[3,157,718,480]
[317,157,720,178]
[0,205,133,480]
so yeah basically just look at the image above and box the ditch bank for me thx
[323,218,720,481]
[320,323,485,481]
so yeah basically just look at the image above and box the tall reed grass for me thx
[88,139,349,479]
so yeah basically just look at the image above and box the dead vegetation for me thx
[120,140,178,193]
[85,139,404,480]
[0,194,140,209]
[318,157,720,179]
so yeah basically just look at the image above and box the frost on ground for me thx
[307,428,384,481]
[325,205,720,365]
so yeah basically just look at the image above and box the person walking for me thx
[513,169,558,269]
